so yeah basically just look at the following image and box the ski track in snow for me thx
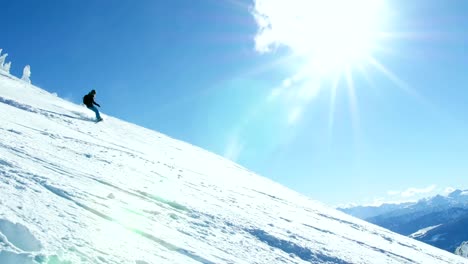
[1,71,467,263]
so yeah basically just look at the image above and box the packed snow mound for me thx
[0,71,466,264]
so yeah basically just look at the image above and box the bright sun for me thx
[298,0,385,72]
[254,0,386,74]
[253,0,397,126]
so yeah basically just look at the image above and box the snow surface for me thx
[0,71,467,264]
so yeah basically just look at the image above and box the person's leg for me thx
[88,105,102,120]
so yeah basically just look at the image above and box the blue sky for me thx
[2,0,468,206]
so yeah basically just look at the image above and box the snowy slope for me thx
[0,71,466,264]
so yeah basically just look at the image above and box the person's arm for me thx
[93,100,101,107]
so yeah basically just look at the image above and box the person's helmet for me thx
[90,89,96,95]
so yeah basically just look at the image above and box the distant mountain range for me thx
[339,190,468,257]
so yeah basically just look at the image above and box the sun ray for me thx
[328,75,340,137]
[345,67,360,138]
[244,52,297,79]
[366,55,424,101]
[379,31,449,41]
[356,62,380,96]
[222,0,250,9]
[366,55,452,123]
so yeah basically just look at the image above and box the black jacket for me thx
[83,93,100,108]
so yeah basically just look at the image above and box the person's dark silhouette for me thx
[83,89,102,121]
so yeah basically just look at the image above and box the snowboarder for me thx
[83,89,103,122]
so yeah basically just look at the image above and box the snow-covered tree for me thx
[455,241,468,258]
[0,49,7,73]
[22,65,31,83]
[3,61,11,73]
[0,53,7,70]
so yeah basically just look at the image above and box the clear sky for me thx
[2,0,468,206]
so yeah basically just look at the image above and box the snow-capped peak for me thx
[410,224,443,239]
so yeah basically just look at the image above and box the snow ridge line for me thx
[246,228,350,263]
[36,180,216,264]
[90,178,190,213]
[302,223,417,263]
[0,95,91,122]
